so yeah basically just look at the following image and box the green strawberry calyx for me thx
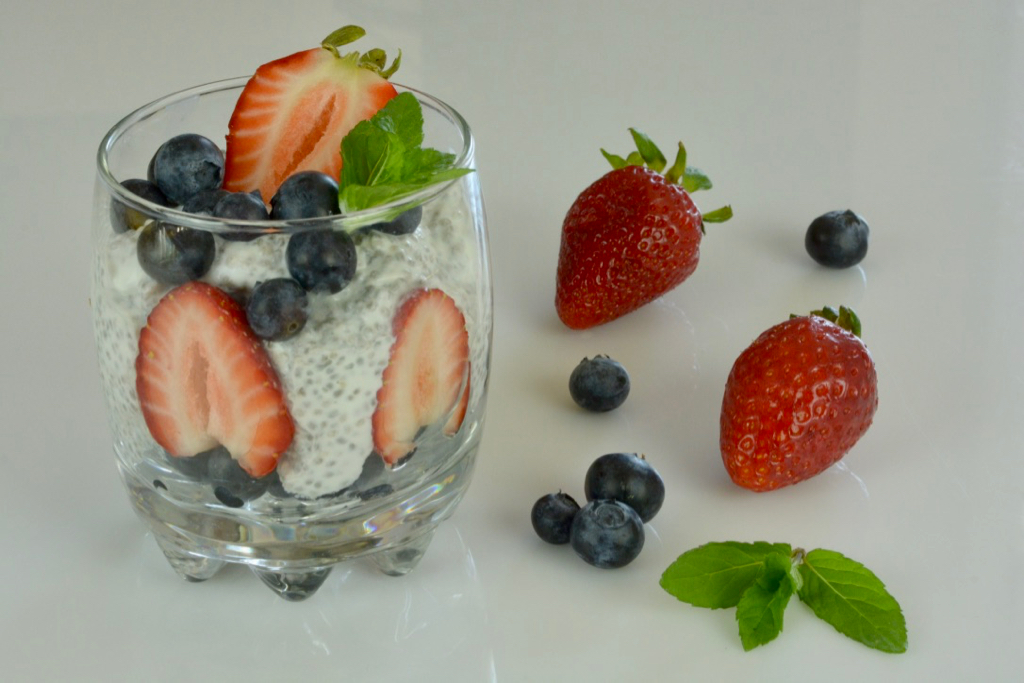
[321,25,401,78]
[798,305,863,337]
[601,128,733,231]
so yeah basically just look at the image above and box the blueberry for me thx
[246,278,309,341]
[584,452,665,523]
[286,229,357,293]
[182,188,230,216]
[531,492,581,545]
[137,221,216,284]
[111,179,172,233]
[366,206,423,235]
[206,447,270,506]
[163,448,214,480]
[805,209,869,268]
[149,133,224,205]
[214,191,269,242]
[569,356,630,412]
[570,500,645,569]
[270,171,340,219]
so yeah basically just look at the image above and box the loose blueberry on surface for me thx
[182,188,230,216]
[149,133,224,205]
[137,221,216,285]
[570,499,645,569]
[214,191,270,242]
[366,206,423,235]
[111,179,172,233]
[246,278,309,341]
[286,229,357,293]
[270,171,340,219]
[207,447,270,505]
[584,452,665,523]
[805,209,870,268]
[531,492,581,545]
[569,356,631,412]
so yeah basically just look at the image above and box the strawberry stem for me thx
[804,305,863,337]
[320,25,401,78]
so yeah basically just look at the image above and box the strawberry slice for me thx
[372,289,470,465]
[224,26,399,201]
[443,364,471,436]
[136,282,294,477]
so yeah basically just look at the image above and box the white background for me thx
[2,1,1022,680]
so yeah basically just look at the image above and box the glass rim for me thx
[96,76,475,233]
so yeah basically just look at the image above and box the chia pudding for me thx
[93,181,490,503]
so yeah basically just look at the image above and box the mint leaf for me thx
[736,552,795,651]
[797,549,908,654]
[338,92,473,215]
[660,541,792,609]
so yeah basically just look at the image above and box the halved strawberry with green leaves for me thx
[372,289,470,465]
[224,26,400,201]
[136,282,295,477]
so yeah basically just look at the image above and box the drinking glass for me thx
[91,78,491,600]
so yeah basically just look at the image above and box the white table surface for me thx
[2,1,1022,680]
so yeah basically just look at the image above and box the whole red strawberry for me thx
[555,130,732,329]
[720,306,878,492]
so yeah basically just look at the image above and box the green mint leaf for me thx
[660,541,793,609]
[736,552,795,651]
[797,549,908,654]
[338,92,472,214]
[628,128,667,172]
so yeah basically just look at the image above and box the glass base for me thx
[122,438,479,600]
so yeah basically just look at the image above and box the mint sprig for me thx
[660,542,907,654]
[338,92,473,220]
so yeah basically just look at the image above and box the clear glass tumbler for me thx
[91,78,491,600]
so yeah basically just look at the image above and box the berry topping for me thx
[584,453,665,523]
[213,191,270,221]
[207,446,271,507]
[136,221,216,285]
[568,355,631,412]
[181,188,230,216]
[223,26,400,201]
[805,209,870,268]
[570,500,645,569]
[148,133,225,205]
[366,206,422,235]
[112,179,172,233]
[555,130,731,329]
[213,191,269,242]
[269,171,341,219]
[720,306,878,491]
[531,492,581,545]
[372,289,470,465]
[246,278,309,341]
[135,282,295,477]
[285,229,357,293]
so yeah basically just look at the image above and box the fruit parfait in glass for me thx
[90,27,491,600]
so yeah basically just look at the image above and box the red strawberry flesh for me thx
[719,315,878,491]
[555,165,703,329]
[136,282,294,477]
[372,289,470,465]
[224,46,398,201]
